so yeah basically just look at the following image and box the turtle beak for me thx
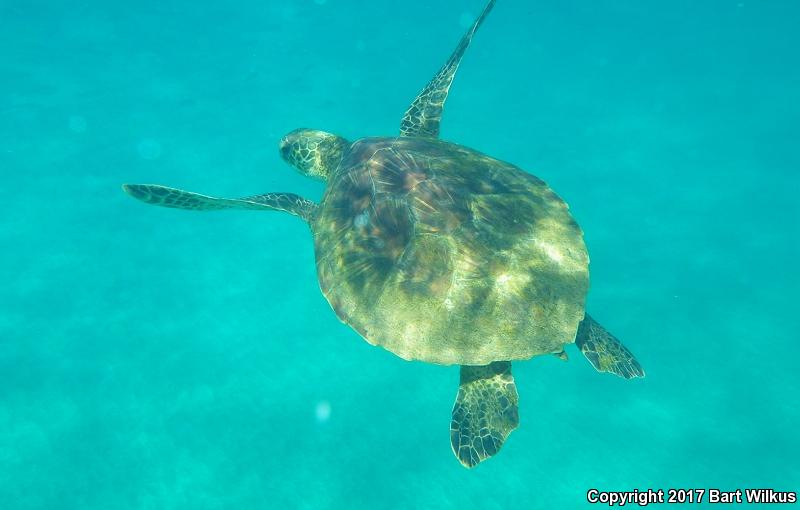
[279,137,291,160]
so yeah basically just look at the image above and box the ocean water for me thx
[2,0,798,508]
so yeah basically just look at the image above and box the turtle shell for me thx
[312,137,588,365]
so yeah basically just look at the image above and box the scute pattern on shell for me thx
[313,137,589,365]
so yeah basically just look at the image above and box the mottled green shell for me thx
[312,137,589,365]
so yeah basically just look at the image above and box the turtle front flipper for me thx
[575,315,645,379]
[450,361,519,468]
[400,0,496,138]
[122,184,316,221]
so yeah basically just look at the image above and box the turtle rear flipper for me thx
[122,184,316,221]
[400,0,496,138]
[450,361,519,468]
[575,315,645,379]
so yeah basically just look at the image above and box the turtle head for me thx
[279,128,349,181]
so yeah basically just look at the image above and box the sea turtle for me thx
[123,0,644,468]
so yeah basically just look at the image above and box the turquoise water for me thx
[2,0,798,508]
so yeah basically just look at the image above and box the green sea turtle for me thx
[123,0,644,468]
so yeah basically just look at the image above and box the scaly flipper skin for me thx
[575,315,645,379]
[122,184,317,221]
[399,0,496,138]
[450,361,519,468]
